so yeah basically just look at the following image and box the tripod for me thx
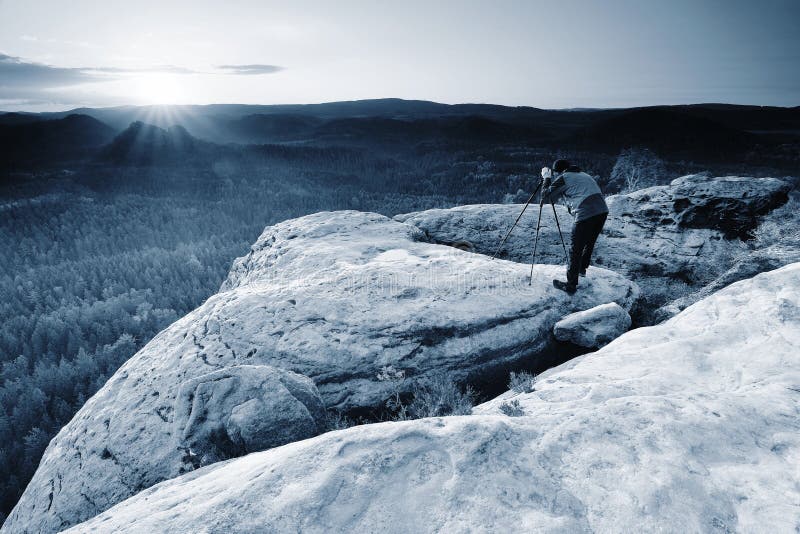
[490,176,569,285]
[529,190,569,285]
[491,178,545,259]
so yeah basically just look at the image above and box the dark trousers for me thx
[567,213,607,287]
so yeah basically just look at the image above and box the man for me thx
[542,159,608,295]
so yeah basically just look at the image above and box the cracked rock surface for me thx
[5,210,638,534]
[69,263,800,534]
[396,175,791,321]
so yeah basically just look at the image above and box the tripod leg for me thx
[491,179,543,260]
[528,199,545,285]
[550,202,569,263]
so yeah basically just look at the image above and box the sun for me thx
[132,73,184,105]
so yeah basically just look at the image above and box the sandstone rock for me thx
[553,302,631,348]
[68,263,800,534]
[396,175,791,321]
[174,365,325,468]
[394,202,573,265]
[4,210,638,534]
[667,174,789,237]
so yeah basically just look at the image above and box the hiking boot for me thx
[553,279,577,295]
[579,268,587,277]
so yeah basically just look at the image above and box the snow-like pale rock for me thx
[173,365,326,468]
[66,263,800,534]
[4,210,638,534]
[394,202,574,267]
[396,175,791,321]
[553,302,631,348]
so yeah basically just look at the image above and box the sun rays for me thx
[131,73,184,105]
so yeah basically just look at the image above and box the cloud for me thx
[0,54,284,89]
[0,54,189,88]
[0,53,103,88]
[0,53,285,110]
[0,53,173,107]
[87,65,199,75]
[215,64,283,75]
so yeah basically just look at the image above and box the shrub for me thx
[406,374,476,419]
[609,147,666,193]
[376,365,406,382]
[324,411,356,431]
[385,391,410,421]
[499,399,525,417]
[377,365,410,420]
[508,371,537,393]
[752,197,800,249]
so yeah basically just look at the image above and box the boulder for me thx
[396,175,791,321]
[666,174,789,237]
[67,263,800,534]
[553,302,631,348]
[174,365,325,468]
[4,210,638,534]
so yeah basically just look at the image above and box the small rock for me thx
[553,302,632,348]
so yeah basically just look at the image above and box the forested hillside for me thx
[0,184,240,515]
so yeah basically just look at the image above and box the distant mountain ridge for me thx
[100,121,213,166]
[0,114,115,169]
[0,112,42,126]
[569,107,761,157]
[1,99,798,170]
[9,98,797,134]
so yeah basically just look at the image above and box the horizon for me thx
[3,96,799,117]
[2,0,798,112]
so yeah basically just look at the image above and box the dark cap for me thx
[552,159,570,173]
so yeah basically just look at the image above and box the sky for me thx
[1,0,798,111]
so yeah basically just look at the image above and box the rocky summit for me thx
[4,210,638,534]
[396,175,791,321]
[66,263,800,534]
